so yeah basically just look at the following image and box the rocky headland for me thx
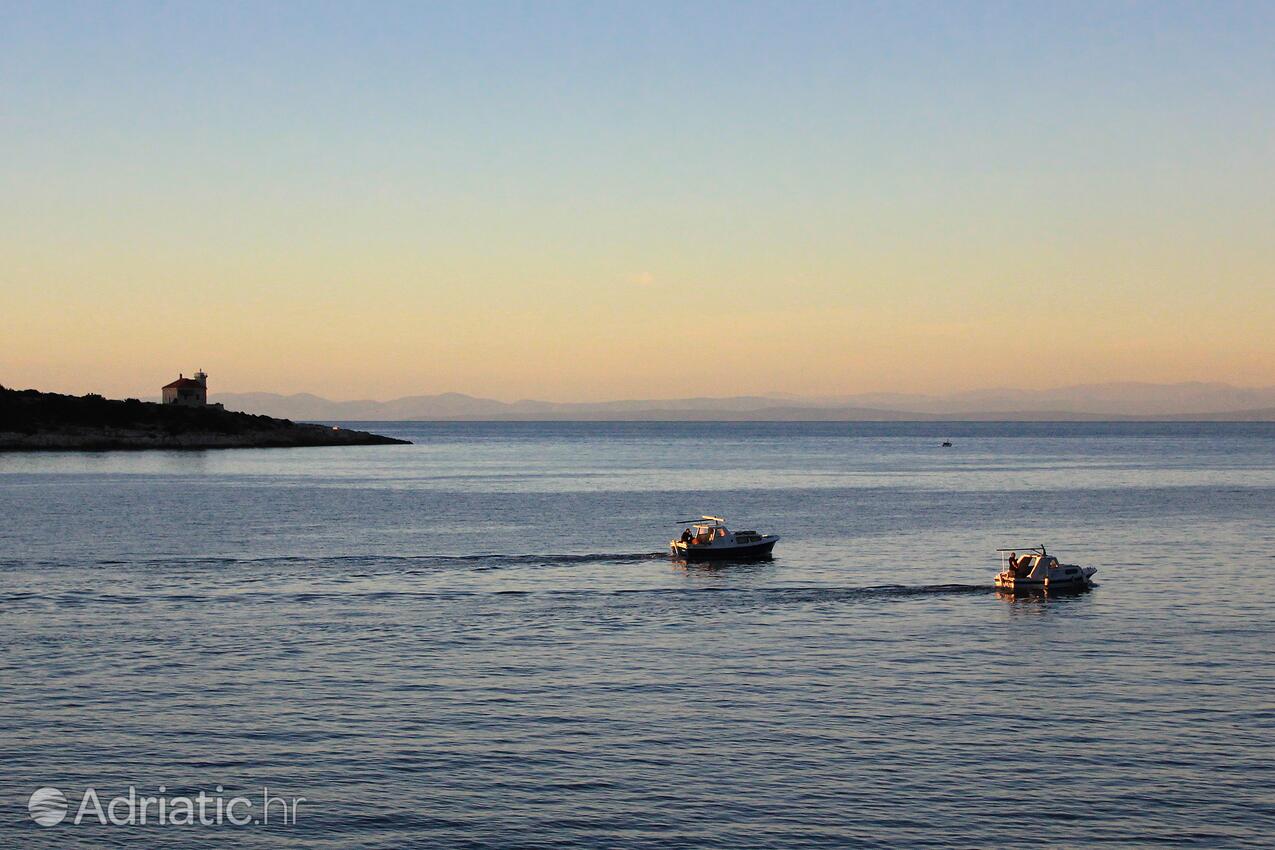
[0,386,410,451]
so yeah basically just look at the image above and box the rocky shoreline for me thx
[0,386,410,451]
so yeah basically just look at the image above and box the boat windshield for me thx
[677,518,729,545]
[683,523,727,543]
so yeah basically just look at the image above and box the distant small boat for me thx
[994,546,1096,592]
[941,440,953,447]
[670,516,779,561]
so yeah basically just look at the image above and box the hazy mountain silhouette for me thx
[211,382,1275,421]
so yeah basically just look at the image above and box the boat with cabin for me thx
[670,516,779,561]
[994,546,1096,592]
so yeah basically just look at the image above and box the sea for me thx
[2,421,1274,848]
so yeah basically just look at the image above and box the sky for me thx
[2,1,1273,401]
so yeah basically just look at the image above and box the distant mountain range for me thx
[210,382,1275,421]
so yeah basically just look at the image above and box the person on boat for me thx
[680,528,693,545]
[1007,552,1019,574]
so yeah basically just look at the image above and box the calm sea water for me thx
[3,422,1274,848]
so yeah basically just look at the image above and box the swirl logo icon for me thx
[28,787,68,826]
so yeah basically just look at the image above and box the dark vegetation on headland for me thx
[0,386,410,451]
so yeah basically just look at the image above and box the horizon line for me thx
[203,378,1275,407]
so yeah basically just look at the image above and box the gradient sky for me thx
[3,1,1273,401]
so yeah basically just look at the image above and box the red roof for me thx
[163,378,205,389]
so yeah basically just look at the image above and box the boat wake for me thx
[608,582,991,603]
[1,551,671,571]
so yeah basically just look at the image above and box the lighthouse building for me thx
[162,370,209,407]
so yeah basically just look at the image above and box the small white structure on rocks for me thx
[162,370,208,407]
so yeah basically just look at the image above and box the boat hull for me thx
[993,576,1094,593]
[671,539,778,561]
[995,563,1096,592]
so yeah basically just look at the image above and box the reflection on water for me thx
[994,584,1096,604]
[671,554,776,571]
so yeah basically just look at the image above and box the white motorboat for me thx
[670,516,779,561]
[994,546,1096,592]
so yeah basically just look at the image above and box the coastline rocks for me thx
[0,386,410,451]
